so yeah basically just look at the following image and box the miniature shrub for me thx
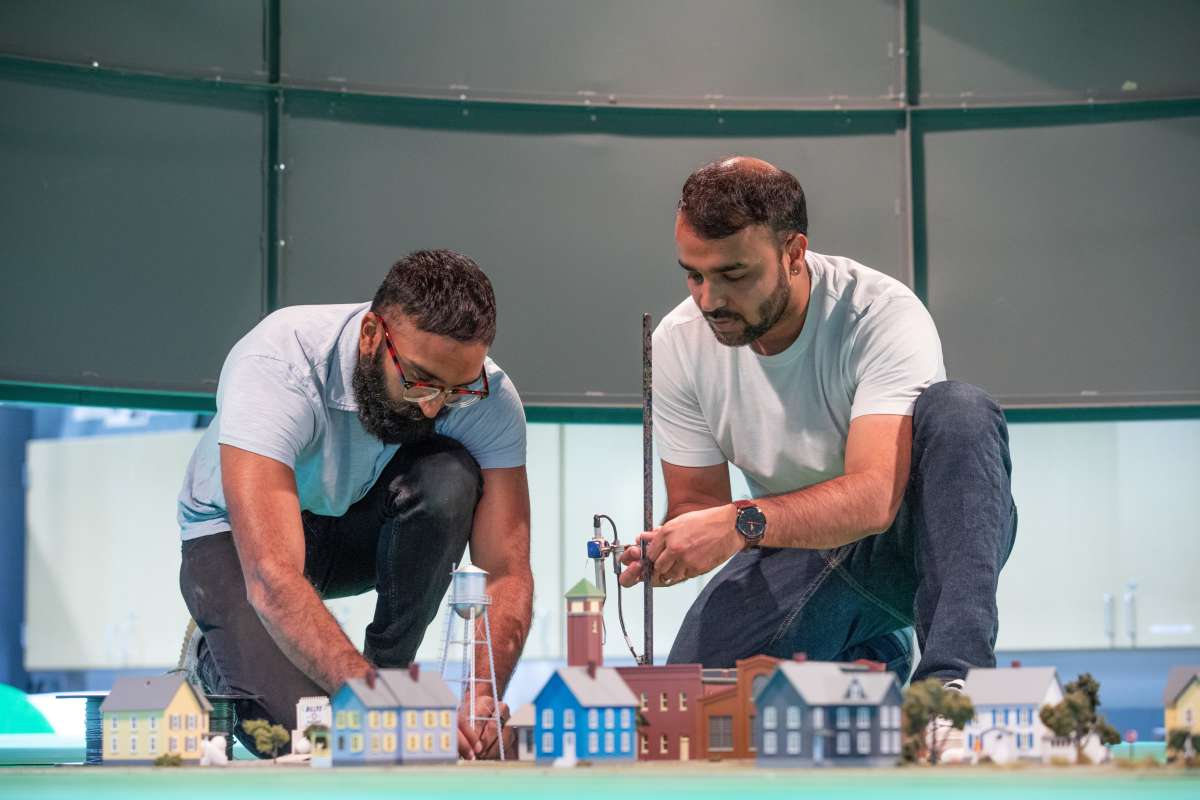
[153,753,183,767]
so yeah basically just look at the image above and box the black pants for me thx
[668,381,1018,683]
[179,435,483,757]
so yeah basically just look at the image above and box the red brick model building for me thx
[616,664,703,760]
[696,654,781,760]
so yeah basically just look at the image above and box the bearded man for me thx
[621,158,1018,688]
[177,250,530,759]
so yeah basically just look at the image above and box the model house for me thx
[752,659,902,767]
[696,654,780,760]
[330,664,457,765]
[508,704,536,761]
[960,665,1068,764]
[1164,665,1200,738]
[100,674,211,765]
[532,579,638,762]
[617,663,703,760]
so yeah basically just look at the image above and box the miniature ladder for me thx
[438,594,506,760]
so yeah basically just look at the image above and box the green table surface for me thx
[0,763,1196,800]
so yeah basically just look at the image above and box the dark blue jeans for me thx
[178,434,482,754]
[666,381,1018,683]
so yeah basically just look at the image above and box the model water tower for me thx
[438,562,505,759]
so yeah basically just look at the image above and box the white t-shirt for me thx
[653,251,945,498]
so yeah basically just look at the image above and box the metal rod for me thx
[642,312,654,665]
[483,610,505,761]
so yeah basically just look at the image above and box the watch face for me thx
[736,505,767,539]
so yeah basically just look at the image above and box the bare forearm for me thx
[247,569,369,694]
[473,571,532,698]
[757,472,896,550]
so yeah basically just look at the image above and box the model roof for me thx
[1163,665,1200,706]
[508,704,535,727]
[545,666,638,708]
[764,661,898,706]
[962,666,1060,706]
[100,674,212,713]
[565,579,604,599]
[340,668,456,709]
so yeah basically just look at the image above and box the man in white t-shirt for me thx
[620,158,1017,683]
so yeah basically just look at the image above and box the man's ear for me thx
[785,233,808,267]
[359,311,382,357]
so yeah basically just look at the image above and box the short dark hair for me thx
[678,158,808,240]
[372,249,497,345]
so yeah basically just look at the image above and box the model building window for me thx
[763,732,777,755]
[786,731,801,755]
[110,736,118,753]
[620,709,631,728]
[129,736,137,753]
[640,693,648,711]
[169,737,178,753]
[186,736,196,752]
[563,709,575,729]
[424,711,436,727]
[148,716,156,731]
[588,709,599,729]
[836,707,850,729]
[660,692,669,711]
[130,715,137,730]
[187,714,197,730]
[336,711,347,728]
[620,732,630,752]
[836,732,850,754]
[640,733,648,754]
[423,734,433,752]
[149,736,157,753]
[812,708,825,729]
[350,734,364,753]
[441,711,452,728]
[383,734,396,752]
[588,732,599,753]
[348,712,361,728]
[604,709,615,729]
[541,732,553,752]
[382,711,396,728]
[542,708,554,729]
[1186,709,1194,725]
[709,716,733,751]
[170,714,180,730]
[857,732,871,753]
[659,733,669,754]
[605,732,614,753]
[763,706,777,729]
[368,712,380,730]
[679,692,688,711]
[787,706,801,729]
[111,716,118,731]
[370,734,380,753]
[857,707,870,728]
[592,619,598,634]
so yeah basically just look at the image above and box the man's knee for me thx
[385,435,483,521]
[913,381,1006,445]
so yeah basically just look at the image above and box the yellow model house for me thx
[1164,666,1200,737]
[100,674,211,764]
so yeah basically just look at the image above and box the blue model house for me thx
[752,660,903,767]
[534,663,638,762]
[331,664,457,765]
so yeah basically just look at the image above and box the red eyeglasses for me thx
[377,316,490,409]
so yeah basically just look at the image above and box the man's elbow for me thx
[243,561,298,614]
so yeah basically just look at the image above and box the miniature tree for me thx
[153,752,183,767]
[1166,728,1199,763]
[901,678,975,765]
[1038,673,1120,764]
[241,718,291,763]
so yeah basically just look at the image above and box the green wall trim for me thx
[0,383,216,413]
[3,382,1199,425]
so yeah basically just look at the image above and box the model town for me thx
[79,563,1200,770]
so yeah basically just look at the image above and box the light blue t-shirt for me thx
[177,303,526,541]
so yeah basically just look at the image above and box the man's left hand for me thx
[618,504,743,587]
[459,694,514,760]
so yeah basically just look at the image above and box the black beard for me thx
[705,263,792,347]
[352,347,442,445]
